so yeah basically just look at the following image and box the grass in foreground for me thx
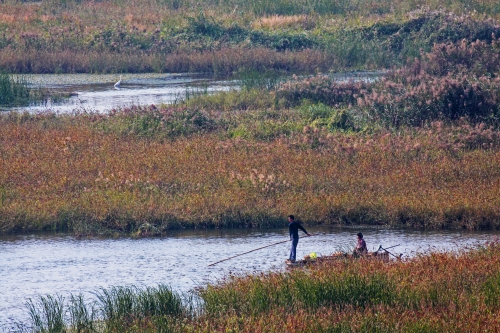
[12,242,500,332]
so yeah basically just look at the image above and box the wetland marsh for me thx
[2,0,500,331]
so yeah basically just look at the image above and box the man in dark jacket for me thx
[288,215,310,262]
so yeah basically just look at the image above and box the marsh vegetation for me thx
[1,35,500,235]
[0,72,73,107]
[0,0,499,74]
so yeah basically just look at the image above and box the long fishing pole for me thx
[208,234,317,267]
[382,244,400,251]
[377,244,402,259]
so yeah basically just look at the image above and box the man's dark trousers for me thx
[290,238,299,261]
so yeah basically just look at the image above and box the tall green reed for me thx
[236,70,283,91]
[94,285,185,324]
[0,72,30,107]
[201,269,395,316]
[68,294,98,333]
[18,285,186,333]
[26,295,65,333]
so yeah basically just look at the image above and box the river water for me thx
[3,73,237,113]
[1,71,383,113]
[0,225,497,328]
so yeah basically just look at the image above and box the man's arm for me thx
[298,224,311,236]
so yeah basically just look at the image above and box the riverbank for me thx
[1,108,500,235]
[0,0,499,74]
[12,241,500,332]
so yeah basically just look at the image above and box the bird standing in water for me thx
[114,75,122,89]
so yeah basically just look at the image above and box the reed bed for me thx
[12,243,500,332]
[192,242,500,332]
[1,106,500,235]
[0,0,499,73]
[2,37,500,235]
[0,72,31,106]
[0,72,69,107]
[278,37,500,127]
[15,285,188,333]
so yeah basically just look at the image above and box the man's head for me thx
[357,232,363,239]
[288,215,295,222]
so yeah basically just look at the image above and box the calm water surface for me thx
[4,73,237,113]
[0,225,497,327]
[1,72,383,113]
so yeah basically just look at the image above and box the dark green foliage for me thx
[26,295,65,333]
[187,12,225,39]
[20,285,186,333]
[95,285,184,323]
[0,72,30,106]
[201,272,395,316]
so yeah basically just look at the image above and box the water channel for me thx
[3,73,237,113]
[0,225,497,328]
[1,71,383,113]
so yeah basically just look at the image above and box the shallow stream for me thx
[1,71,383,113]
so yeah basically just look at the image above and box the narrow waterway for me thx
[3,73,237,113]
[0,225,496,328]
[1,71,383,113]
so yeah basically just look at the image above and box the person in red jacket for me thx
[353,232,368,256]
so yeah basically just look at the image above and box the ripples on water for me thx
[0,225,496,327]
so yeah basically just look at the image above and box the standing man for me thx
[288,215,311,263]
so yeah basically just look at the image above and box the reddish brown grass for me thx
[1,112,500,234]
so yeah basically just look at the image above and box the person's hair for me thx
[288,215,295,220]
[357,232,363,238]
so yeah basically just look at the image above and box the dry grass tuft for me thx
[252,15,316,30]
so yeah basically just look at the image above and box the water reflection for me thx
[2,73,237,113]
[0,225,496,326]
[1,71,384,114]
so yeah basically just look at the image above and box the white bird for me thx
[114,75,122,89]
